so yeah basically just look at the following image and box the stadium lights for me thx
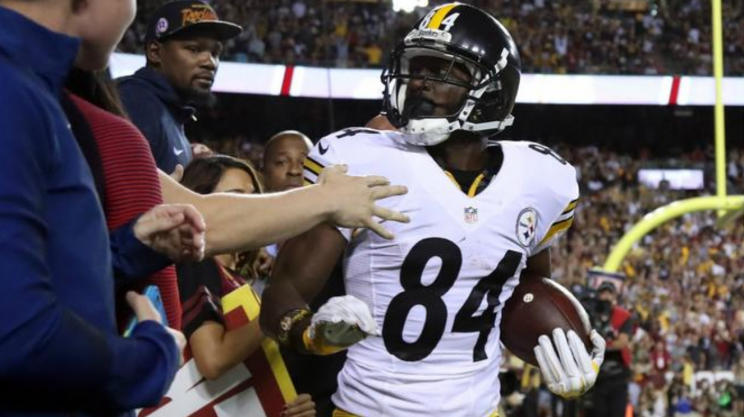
[392,0,429,13]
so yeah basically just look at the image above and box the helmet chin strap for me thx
[399,79,513,146]
[400,118,460,146]
[400,114,514,147]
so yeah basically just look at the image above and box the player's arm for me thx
[159,165,408,256]
[530,244,606,400]
[261,224,374,355]
[260,223,344,352]
[523,248,551,278]
[526,152,606,400]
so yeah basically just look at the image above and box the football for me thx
[500,274,592,367]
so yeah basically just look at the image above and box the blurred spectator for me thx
[0,0,183,412]
[176,155,316,416]
[587,282,633,417]
[733,356,744,415]
[64,69,207,330]
[262,130,313,192]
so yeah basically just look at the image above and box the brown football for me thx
[500,274,592,367]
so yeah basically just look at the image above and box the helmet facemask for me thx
[382,45,514,146]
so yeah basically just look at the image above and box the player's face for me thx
[404,55,472,118]
[214,168,256,195]
[74,0,137,70]
[263,136,310,192]
[156,36,223,100]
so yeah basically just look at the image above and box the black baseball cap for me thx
[145,0,243,44]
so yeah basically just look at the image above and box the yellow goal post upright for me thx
[602,196,744,273]
[600,0,742,274]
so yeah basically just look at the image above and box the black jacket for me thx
[118,67,194,173]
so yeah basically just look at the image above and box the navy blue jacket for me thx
[0,7,179,415]
[118,68,194,173]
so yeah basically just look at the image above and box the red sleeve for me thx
[70,94,182,330]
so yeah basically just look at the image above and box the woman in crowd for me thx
[178,155,315,417]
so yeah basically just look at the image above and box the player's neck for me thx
[428,132,489,172]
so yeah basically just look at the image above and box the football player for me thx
[261,3,606,416]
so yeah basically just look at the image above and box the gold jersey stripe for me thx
[467,173,486,197]
[427,3,458,29]
[549,215,575,229]
[304,158,323,176]
[561,198,579,214]
[538,216,575,245]
[303,179,313,187]
[443,170,460,188]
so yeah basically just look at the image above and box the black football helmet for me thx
[381,3,521,146]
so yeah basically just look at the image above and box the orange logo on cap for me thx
[181,5,217,25]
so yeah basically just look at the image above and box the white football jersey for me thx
[303,129,578,417]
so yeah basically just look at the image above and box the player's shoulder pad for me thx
[501,140,578,200]
[312,127,399,164]
[304,127,396,185]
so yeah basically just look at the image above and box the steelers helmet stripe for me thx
[427,3,458,29]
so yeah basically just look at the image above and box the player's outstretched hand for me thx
[134,204,206,262]
[318,165,409,240]
[126,291,187,366]
[282,393,316,417]
[303,295,377,355]
[534,328,605,399]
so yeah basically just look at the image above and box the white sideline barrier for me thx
[110,53,744,106]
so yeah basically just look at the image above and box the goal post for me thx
[600,0,738,274]
[602,196,744,273]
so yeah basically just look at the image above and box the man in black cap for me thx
[118,0,242,173]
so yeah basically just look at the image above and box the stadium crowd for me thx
[119,0,744,76]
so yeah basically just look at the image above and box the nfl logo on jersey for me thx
[464,206,478,223]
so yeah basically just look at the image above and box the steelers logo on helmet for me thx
[381,3,521,146]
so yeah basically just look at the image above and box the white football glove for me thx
[534,328,606,399]
[303,295,377,355]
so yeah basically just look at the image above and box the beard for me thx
[175,85,217,109]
